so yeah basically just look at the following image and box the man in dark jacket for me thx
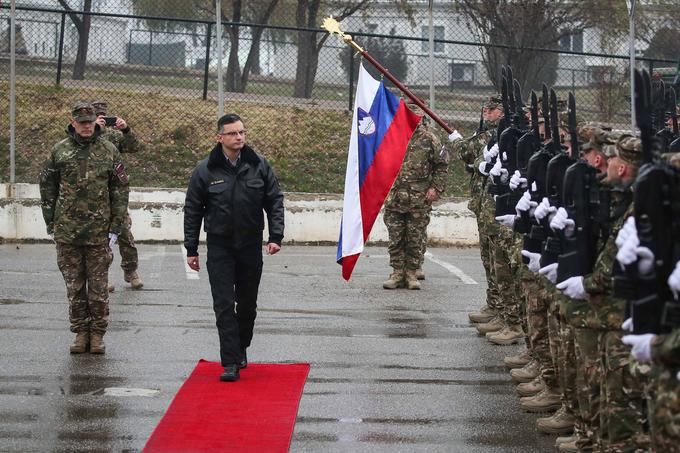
[183,113,284,382]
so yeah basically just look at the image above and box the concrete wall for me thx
[0,183,479,245]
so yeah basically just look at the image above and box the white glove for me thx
[616,236,639,267]
[108,233,118,248]
[509,170,528,191]
[556,276,587,300]
[522,250,542,273]
[668,261,680,300]
[550,207,575,234]
[635,246,654,274]
[448,130,463,142]
[483,143,499,163]
[490,159,509,183]
[478,161,490,176]
[48,233,55,243]
[622,318,633,332]
[495,214,516,229]
[615,217,638,249]
[534,197,556,222]
[677,371,680,381]
[515,191,536,216]
[539,263,558,284]
[621,334,656,364]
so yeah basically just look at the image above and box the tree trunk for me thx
[224,0,243,92]
[293,0,321,99]
[59,0,92,80]
[241,0,279,88]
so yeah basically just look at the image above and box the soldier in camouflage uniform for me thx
[457,96,503,324]
[383,107,450,290]
[556,136,647,452]
[92,101,143,291]
[39,102,129,355]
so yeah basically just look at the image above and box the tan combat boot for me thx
[415,268,425,280]
[107,283,115,292]
[520,387,561,413]
[509,358,540,383]
[404,270,421,290]
[536,404,575,434]
[468,306,497,323]
[486,324,524,345]
[69,332,90,354]
[555,435,577,447]
[558,439,579,452]
[476,316,504,334]
[382,271,405,289]
[124,271,143,289]
[504,349,530,369]
[516,375,545,397]
[90,333,106,354]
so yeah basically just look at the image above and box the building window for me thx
[421,25,444,53]
[559,30,584,52]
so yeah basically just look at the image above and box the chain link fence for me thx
[2,2,678,195]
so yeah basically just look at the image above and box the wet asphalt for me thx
[0,244,555,452]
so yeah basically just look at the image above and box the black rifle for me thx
[514,90,541,236]
[555,92,602,283]
[656,87,679,152]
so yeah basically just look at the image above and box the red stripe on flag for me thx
[359,103,421,240]
[342,253,360,281]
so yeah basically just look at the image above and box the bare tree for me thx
[57,0,92,80]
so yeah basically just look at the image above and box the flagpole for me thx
[323,17,453,134]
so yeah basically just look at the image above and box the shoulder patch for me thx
[114,163,129,184]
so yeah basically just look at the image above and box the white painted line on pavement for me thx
[181,245,200,280]
[425,251,477,284]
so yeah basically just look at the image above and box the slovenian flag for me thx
[336,64,422,281]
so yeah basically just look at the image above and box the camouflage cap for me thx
[484,95,502,109]
[91,100,107,115]
[611,134,643,166]
[71,102,96,123]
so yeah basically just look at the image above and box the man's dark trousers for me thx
[206,235,263,366]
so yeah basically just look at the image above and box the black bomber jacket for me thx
[183,143,284,256]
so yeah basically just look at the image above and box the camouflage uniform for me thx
[649,328,680,452]
[384,120,447,275]
[40,107,129,336]
[455,120,498,309]
[94,101,141,276]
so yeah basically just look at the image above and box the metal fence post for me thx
[202,23,213,100]
[148,30,153,66]
[56,12,66,86]
[348,49,354,112]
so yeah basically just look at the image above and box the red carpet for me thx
[143,360,310,453]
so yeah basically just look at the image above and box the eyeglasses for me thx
[219,130,246,137]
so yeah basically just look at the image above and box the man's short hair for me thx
[217,114,242,132]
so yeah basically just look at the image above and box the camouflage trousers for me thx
[649,366,680,453]
[512,235,528,344]
[599,330,647,452]
[524,275,554,387]
[478,225,500,311]
[56,242,110,335]
[573,327,602,451]
[116,211,138,273]
[384,207,430,271]
[548,294,578,416]
[490,229,521,325]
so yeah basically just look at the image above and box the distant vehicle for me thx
[654,59,680,101]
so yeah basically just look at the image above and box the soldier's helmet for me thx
[92,100,108,116]
[611,135,644,167]
[484,95,502,109]
[71,102,97,123]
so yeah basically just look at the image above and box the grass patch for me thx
[0,82,472,197]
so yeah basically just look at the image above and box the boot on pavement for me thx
[415,268,425,280]
[510,359,540,383]
[555,435,577,447]
[536,404,575,434]
[124,271,144,289]
[404,270,421,290]
[520,387,562,413]
[504,349,531,369]
[516,375,545,397]
[107,283,115,292]
[558,439,579,452]
[475,316,504,335]
[90,333,106,354]
[468,306,497,323]
[383,271,405,289]
[486,324,524,345]
[69,332,90,354]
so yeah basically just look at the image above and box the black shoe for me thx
[219,364,240,382]
[239,349,248,369]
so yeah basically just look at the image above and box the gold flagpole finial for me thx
[322,16,364,53]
